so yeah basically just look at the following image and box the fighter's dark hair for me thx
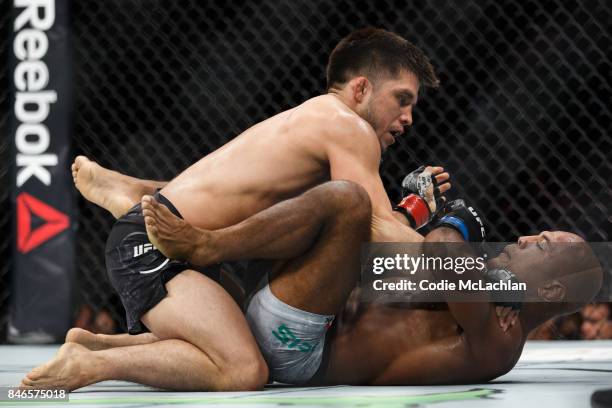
[326,27,439,91]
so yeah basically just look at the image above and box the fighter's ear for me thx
[538,280,566,302]
[351,76,370,104]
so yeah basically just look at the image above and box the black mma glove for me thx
[481,268,524,311]
[434,199,486,243]
[394,166,446,230]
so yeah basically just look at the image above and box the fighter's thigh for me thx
[141,269,262,367]
[268,225,365,315]
[272,181,371,314]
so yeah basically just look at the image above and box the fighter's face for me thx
[489,231,585,272]
[363,70,419,152]
[517,231,584,246]
[487,231,588,300]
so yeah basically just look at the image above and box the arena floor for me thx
[1,341,611,407]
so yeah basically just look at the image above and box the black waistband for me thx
[154,190,183,219]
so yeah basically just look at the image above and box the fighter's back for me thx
[160,94,370,229]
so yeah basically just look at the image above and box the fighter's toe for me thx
[74,155,88,168]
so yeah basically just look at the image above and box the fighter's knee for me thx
[237,356,269,390]
[221,354,268,391]
[322,180,371,217]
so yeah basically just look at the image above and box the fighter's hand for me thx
[427,166,451,196]
[496,306,518,332]
[434,198,487,242]
[395,165,451,229]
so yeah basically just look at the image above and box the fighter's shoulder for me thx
[294,95,378,148]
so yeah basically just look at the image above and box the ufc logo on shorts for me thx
[133,243,155,258]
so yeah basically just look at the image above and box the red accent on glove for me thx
[396,194,430,229]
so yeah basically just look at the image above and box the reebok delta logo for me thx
[17,192,69,253]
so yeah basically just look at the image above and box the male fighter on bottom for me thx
[126,192,603,385]
[126,190,602,385]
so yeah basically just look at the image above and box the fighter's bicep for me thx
[326,137,392,213]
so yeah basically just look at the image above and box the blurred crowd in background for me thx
[528,303,612,340]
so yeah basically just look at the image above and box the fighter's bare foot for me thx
[20,343,99,391]
[65,328,108,351]
[66,327,160,350]
[142,195,216,265]
[72,156,142,219]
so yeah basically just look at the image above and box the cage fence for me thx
[1,0,610,336]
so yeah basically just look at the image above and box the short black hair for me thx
[326,27,439,91]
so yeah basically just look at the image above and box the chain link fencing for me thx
[1,0,610,339]
[1,0,13,342]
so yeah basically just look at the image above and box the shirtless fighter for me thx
[318,229,603,385]
[20,28,448,391]
[143,204,601,385]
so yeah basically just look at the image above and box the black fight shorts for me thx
[105,192,203,334]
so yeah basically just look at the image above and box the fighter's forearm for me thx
[391,209,411,227]
[423,226,494,337]
[424,226,463,243]
[365,227,479,308]
[423,226,487,291]
[370,211,424,243]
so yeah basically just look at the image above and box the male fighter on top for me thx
[21,28,456,391]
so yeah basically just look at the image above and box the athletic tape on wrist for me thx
[396,194,430,229]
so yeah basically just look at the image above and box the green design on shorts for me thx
[272,323,318,353]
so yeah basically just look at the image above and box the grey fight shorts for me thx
[246,284,335,384]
